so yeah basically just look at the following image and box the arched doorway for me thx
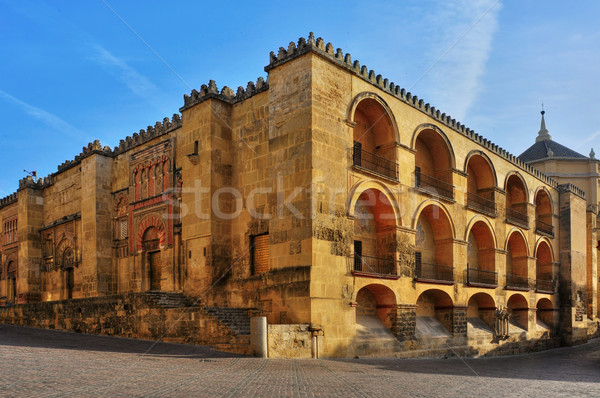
[466,220,497,286]
[143,227,162,291]
[415,289,453,338]
[63,248,75,299]
[507,294,529,332]
[353,188,398,276]
[7,261,16,304]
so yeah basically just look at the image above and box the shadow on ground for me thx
[0,324,242,359]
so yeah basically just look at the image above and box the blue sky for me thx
[1,0,599,196]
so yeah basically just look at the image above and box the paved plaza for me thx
[1,324,599,397]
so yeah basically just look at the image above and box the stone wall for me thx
[0,294,251,355]
[267,324,312,358]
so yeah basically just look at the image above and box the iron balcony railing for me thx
[535,219,554,237]
[352,143,399,180]
[506,208,529,228]
[467,192,496,216]
[505,273,529,290]
[466,267,498,286]
[353,254,397,276]
[536,279,554,293]
[415,253,454,283]
[415,168,454,201]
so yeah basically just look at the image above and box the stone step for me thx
[203,307,251,335]
[145,291,198,309]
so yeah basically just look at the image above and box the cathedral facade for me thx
[1,34,598,358]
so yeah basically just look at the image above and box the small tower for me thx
[536,108,552,142]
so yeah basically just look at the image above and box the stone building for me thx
[1,33,598,358]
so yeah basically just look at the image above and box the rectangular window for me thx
[251,234,269,275]
[120,220,128,239]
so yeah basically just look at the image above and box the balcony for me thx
[536,279,554,294]
[352,143,399,181]
[535,219,554,237]
[505,273,530,291]
[466,268,498,287]
[467,192,496,217]
[506,208,529,229]
[352,254,399,278]
[415,253,454,284]
[415,168,454,201]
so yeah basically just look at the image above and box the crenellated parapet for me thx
[112,113,182,155]
[558,183,586,199]
[51,114,182,178]
[180,77,268,112]
[0,192,18,209]
[54,139,112,174]
[266,32,559,188]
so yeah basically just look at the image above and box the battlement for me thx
[266,32,559,189]
[112,113,182,155]
[180,77,268,112]
[558,183,586,199]
[0,192,18,209]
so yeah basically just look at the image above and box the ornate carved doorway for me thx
[143,227,161,291]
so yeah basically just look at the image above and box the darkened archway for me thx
[536,297,555,332]
[7,261,16,303]
[507,294,529,331]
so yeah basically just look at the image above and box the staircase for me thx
[203,307,251,335]
[145,291,198,308]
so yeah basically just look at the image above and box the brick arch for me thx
[534,237,554,261]
[504,171,529,204]
[347,92,400,145]
[464,215,497,248]
[463,150,498,188]
[136,214,166,251]
[504,227,530,257]
[347,179,402,227]
[412,199,455,239]
[410,123,456,169]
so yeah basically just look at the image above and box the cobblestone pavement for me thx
[1,325,599,397]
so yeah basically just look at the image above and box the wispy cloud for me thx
[416,0,502,121]
[89,45,159,98]
[0,89,88,140]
